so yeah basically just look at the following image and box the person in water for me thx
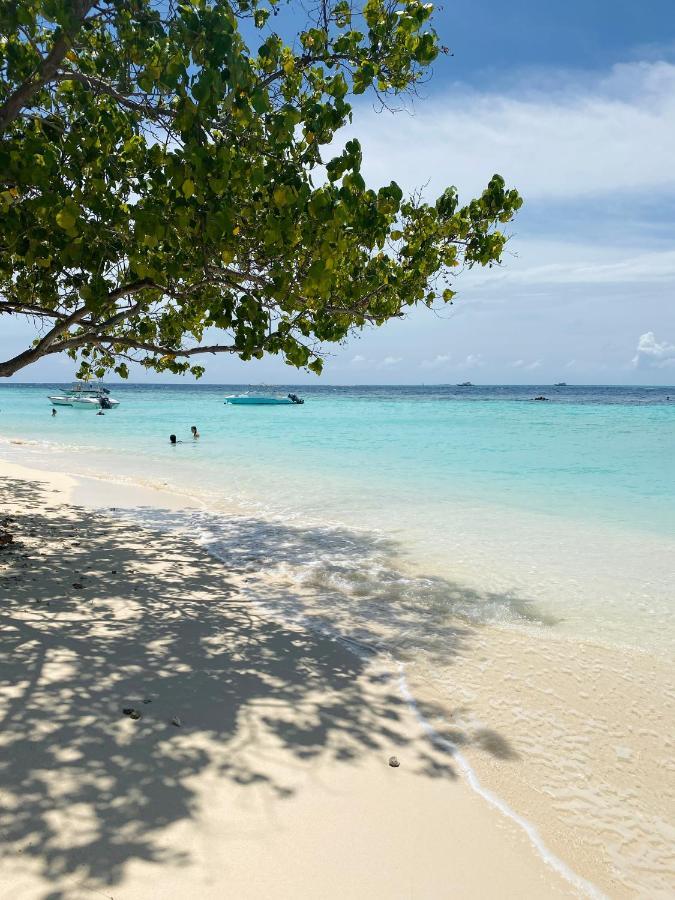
[52,408,57,416]
[170,434,181,444]
[191,425,200,438]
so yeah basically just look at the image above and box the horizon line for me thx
[1,381,674,389]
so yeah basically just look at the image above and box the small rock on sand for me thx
[388,756,400,768]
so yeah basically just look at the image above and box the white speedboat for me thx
[48,383,120,409]
[224,392,304,406]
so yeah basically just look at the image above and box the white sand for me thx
[0,459,578,899]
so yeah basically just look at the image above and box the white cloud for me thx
[511,359,541,370]
[467,244,675,289]
[631,332,675,368]
[346,61,675,201]
[350,353,403,368]
[420,353,451,369]
[460,353,485,369]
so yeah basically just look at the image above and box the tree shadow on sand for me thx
[0,476,532,896]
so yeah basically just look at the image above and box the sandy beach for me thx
[0,458,584,899]
[2,0,673,892]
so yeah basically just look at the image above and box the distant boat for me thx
[457,381,473,387]
[48,382,120,409]
[224,392,304,406]
[554,382,567,386]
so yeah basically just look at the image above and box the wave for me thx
[104,502,602,897]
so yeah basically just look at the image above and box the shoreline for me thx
[2,432,673,661]
[1,456,673,896]
[0,458,580,899]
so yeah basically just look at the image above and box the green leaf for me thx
[254,8,269,28]
[0,0,521,386]
[56,207,78,233]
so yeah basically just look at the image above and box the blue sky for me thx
[3,0,675,384]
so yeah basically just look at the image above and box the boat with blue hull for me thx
[224,392,304,406]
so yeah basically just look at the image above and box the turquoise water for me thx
[1,383,673,531]
[1,383,674,652]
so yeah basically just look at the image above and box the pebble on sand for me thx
[388,756,400,768]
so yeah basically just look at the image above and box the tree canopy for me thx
[0,0,522,379]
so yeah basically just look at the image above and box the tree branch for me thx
[53,71,178,120]
[0,305,89,376]
[0,0,95,134]
[0,279,156,377]
[258,52,350,89]
[88,337,239,358]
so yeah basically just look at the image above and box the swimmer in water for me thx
[191,425,200,438]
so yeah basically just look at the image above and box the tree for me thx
[0,0,522,380]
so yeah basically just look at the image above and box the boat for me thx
[554,382,567,386]
[224,392,304,406]
[48,382,120,409]
[457,381,473,387]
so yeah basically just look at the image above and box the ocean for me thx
[0,382,673,653]
[1,381,674,895]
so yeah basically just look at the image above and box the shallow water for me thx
[1,383,673,654]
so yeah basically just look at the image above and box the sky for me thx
[3,0,675,384]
